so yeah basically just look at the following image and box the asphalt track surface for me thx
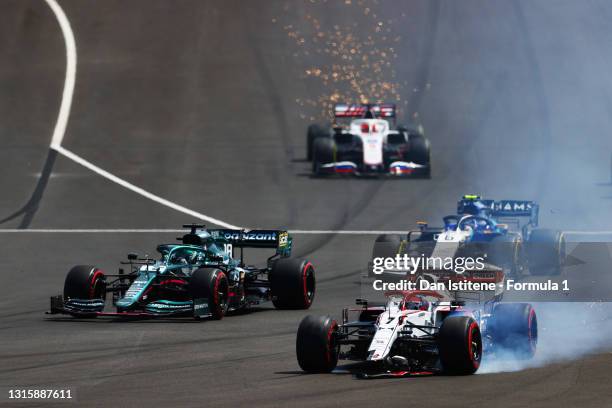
[2,0,612,407]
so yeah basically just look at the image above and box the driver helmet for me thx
[187,251,198,264]
[406,296,429,311]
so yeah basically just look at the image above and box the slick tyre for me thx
[370,234,402,277]
[407,133,430,166]
[64,265,106,301]
[312,137,335,174]
[191,268,229,320]
[490,303,537,359]
[63,265,106,318]
[371,234,402,259]
[439,316,482,375]
[307,124,329,161]
[270,258,315,309]
[296,315,339,373]
[528,229,565,275]
[489,235,524,278]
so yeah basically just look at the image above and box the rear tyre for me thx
[489,235,524,278]
[191,268,229,320]
[528,229,565,275]
[270,258,315,309]
[407,133,430,166]
[296,315,339,373]
[307,124,328,161]
[490,303,537,359]
[439,316,482,375]
[312,137,335,174]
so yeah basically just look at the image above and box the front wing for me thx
[316,161,430,177]
[46,295,213,319]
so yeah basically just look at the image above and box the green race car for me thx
[47,224,315,319]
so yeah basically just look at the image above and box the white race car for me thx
[296,287,537,376]
[306,103,431,177]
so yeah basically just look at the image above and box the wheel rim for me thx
[468,322,482,368]
[528,309,538,353]
[89,270,105,299]
[303,263,315,305]
[326,321,339,365]
[217,277,229,312]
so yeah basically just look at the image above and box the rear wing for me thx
[457,198,539,227]
[333,103,396,119]
[208,229,292,257]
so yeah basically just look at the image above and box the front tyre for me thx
[438,316,482,375]
[371,234,402,259]
[63,265,106,318]
[370,234,402,277]
[191,268,229,320]
[296,315,339,373]
[64,265,106,301]
[490,303,537,359]
[270,258,315,309]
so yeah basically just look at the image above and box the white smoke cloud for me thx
[479,302,612,373]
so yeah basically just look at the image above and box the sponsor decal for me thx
[493,200,533,213]
[221,231,277,242]
[193,298,210,317]
[147,302,191,309]
[278,232,289,248]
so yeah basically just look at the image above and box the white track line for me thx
[44,0,76,149]
[43,0,241,230]
[54,146,241,229]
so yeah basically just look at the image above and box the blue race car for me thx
[371,195,565,278]
[48,225,316,320]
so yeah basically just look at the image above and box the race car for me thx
[306,103,431,177]
[371,195,566,279]
[296,288,538,376]
[47,225,315,319]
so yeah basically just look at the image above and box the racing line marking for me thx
[43,0,241,230]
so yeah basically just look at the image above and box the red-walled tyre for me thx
[439,316,482,375]
[490,303,537,359]
[191,268,229,320]
[296,315,339,373]
[63,265,106,318]
[270,258,315,309]
[64,265,106,301]
[528,229,565,276]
